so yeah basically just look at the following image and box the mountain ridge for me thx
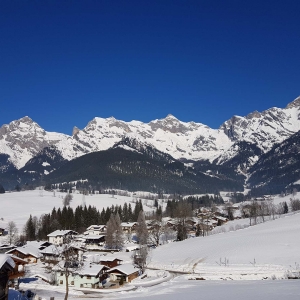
[0,96,300,171]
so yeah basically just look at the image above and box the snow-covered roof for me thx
[121,222,137,228]
[0,254,15,269]
[82,235,105,240]
[75,263,108,276]
[47,230,78,237]
[107,263,138,275]
[53,261,107,276]
[6,244,42,258]
[86,225,106,230]
[99,256,122,262]
[40,245,62,255]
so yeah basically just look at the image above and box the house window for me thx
[71,281,74,285]
[87,276,91,279]
[60,280,63,284]
[60,272,64,276]
[80,284,83,288]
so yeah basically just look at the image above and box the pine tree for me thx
[25,215,36,241]
[0,184,5,194]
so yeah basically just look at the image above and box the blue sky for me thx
[1,1,300,135]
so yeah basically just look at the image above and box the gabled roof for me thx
[99,256,122,262]
[0,254,15,269]
[47,230,78,237]
[121,222,137,228]
[75,263,109,276]
[9,254,28,265]
[6,244,42,258]
[86,225,106,231]
[40,245,62,255]
[53,261,108,276]
[106,263,138,275]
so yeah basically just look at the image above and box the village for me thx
[1,189,299,300]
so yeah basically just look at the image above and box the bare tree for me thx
[52,238,83,300]
[63,193,73,207]
[6,221,18,245]
[175,201,192,241]
[148,221,163,246]
[105,213,124,250]
[132,245,148,273]
[136,211,148,245]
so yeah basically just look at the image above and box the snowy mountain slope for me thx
[1,97,300,170]
[0,117,71,168]
[148,212,300,279]
[248,129,300,194]
[220,96,300,152]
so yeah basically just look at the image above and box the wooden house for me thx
[7,255,27,280]
[99,257,122,268]
[106,264,139,283]
[6,245,41,264]
[121,222,137,233]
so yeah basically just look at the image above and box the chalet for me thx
[0,254,15,300]
[84,225,106,235]
[212,216,228,225]
[47,230,79,245]
[99,256,122,268]
[106,264,139,283]
[0,228,5,237]
[7,255,27,281]
[54,261,109,289]
[121,222,137,233]
[6,244,42,264]
[81,235,106,250]
[40,245,61,264]
[146,220,161,231]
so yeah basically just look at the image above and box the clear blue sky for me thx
[1,1,300,135]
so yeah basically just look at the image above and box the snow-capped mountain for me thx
[220,96,300,152]
[0,116,69,168]
[1,96,300,170]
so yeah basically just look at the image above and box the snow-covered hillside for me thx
[0,190,156,230]
[148,211,300,280]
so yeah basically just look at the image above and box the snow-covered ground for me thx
[2,190,300,299]
[0,190,158,231]
[148,211,300,280]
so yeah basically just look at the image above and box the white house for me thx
[84,225,106,235]
[47,230,78,245]
[53,261,109,289]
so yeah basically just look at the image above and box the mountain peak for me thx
[165,114,178,120]
[286,96,300,109]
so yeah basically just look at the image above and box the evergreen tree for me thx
[283,201,289,214]
[0,184,5,194]
[25,215,36,241]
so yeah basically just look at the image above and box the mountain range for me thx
[1,96,300,194]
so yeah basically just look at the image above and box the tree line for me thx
[23,200,144,241]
